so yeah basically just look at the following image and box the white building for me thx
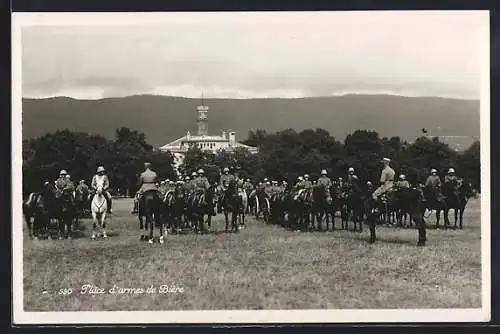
[159,102,258,174]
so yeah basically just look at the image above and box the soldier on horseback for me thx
[137,162,159,207]
[444,168,458,185]
[424,168,444,202]
[194,168,210,199]
[317,169,333,202]
[396,174,410,189]
[91,166,112,214]
[372,158,395,200]
[55,170,75,200]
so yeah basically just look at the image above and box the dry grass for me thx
[23,197,482,311]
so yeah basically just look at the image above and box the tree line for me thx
[22,127,480,197]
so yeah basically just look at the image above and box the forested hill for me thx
[22,94,480,146]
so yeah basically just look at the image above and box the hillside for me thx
[21,94,480,147]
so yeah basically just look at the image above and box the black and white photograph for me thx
[12,11,490,324]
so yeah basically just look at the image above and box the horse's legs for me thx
[414,211,426,246]
[459,208,464,229]
[91,212,97,239]
[435,209,440,229]
[224,211,229,232]
[454,208,458,228]
[101,213,107,238]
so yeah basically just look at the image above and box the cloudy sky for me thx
[20,11,487,99]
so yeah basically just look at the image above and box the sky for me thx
[20,11,487,100]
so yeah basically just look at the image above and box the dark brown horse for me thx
[365,187,427,246]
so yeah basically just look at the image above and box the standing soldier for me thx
[372,158,395,200]
[183,175,194,194]
[317,169,333,202]
[91,166,113,214]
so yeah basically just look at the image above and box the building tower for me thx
[196,95,209,136]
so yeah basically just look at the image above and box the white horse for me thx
[90,184,108,239]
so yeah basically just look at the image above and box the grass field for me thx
[23,197,482,311]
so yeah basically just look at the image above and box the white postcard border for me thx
[11,11,491,324]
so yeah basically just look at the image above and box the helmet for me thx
[282,180,287,184]
[223,167,229,172]
[399,174,406,180]
[144,162,152,168]
[160,180,166,185]
[448,168,455,174]
[367,181,372,186]
[80,179,85,183]
[59,169,67,175]
[266,181,271,185]
[169,181,175,185]
[97,166,105,173]
[304,174,309,178]
[185,176,191,180]
[272,180,278,184]
[177,180,183,184]
[198,169,204,174]
[192,172,197,177]
[321,169,327,175]
[298,176,304,181]
[431,169,437,174]
[264,178,268,182]
[166,179,170,182]
[44,181,50,186]
[382,157,391,163]
[348,167,354,173]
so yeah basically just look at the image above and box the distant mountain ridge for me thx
[21,94,480,148]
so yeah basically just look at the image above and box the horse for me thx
[312,184,334,232]
[139,190,163,244]
[364,186,427,246]
[192,185,217,234]
[163,185,186,232]
[90,184,108,239]
[221,181,244,232]
[237,185,248,228]
[423,185,450,229]
[292,188,314,231]
[339,183,364,232]
[24,191,52,240]
[55,188,76,239]
[256,189,271,223]
[248,189,259,217]
[443,179,474,229]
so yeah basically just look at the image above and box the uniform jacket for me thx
[380,166,395,184]
[303,180,313,190]
[183,181,195,193]
[55,177,75,196]
[92,174,110,190]
[194,176,210,190]
[444,175,458,184]
[220,174,235,188]
[76,183,89,194]
[396,180,410,188]
[317,176,332,188]
[138,169,158,193]
[425,175,442,188]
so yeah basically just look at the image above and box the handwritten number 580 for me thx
[58,288,73,295]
